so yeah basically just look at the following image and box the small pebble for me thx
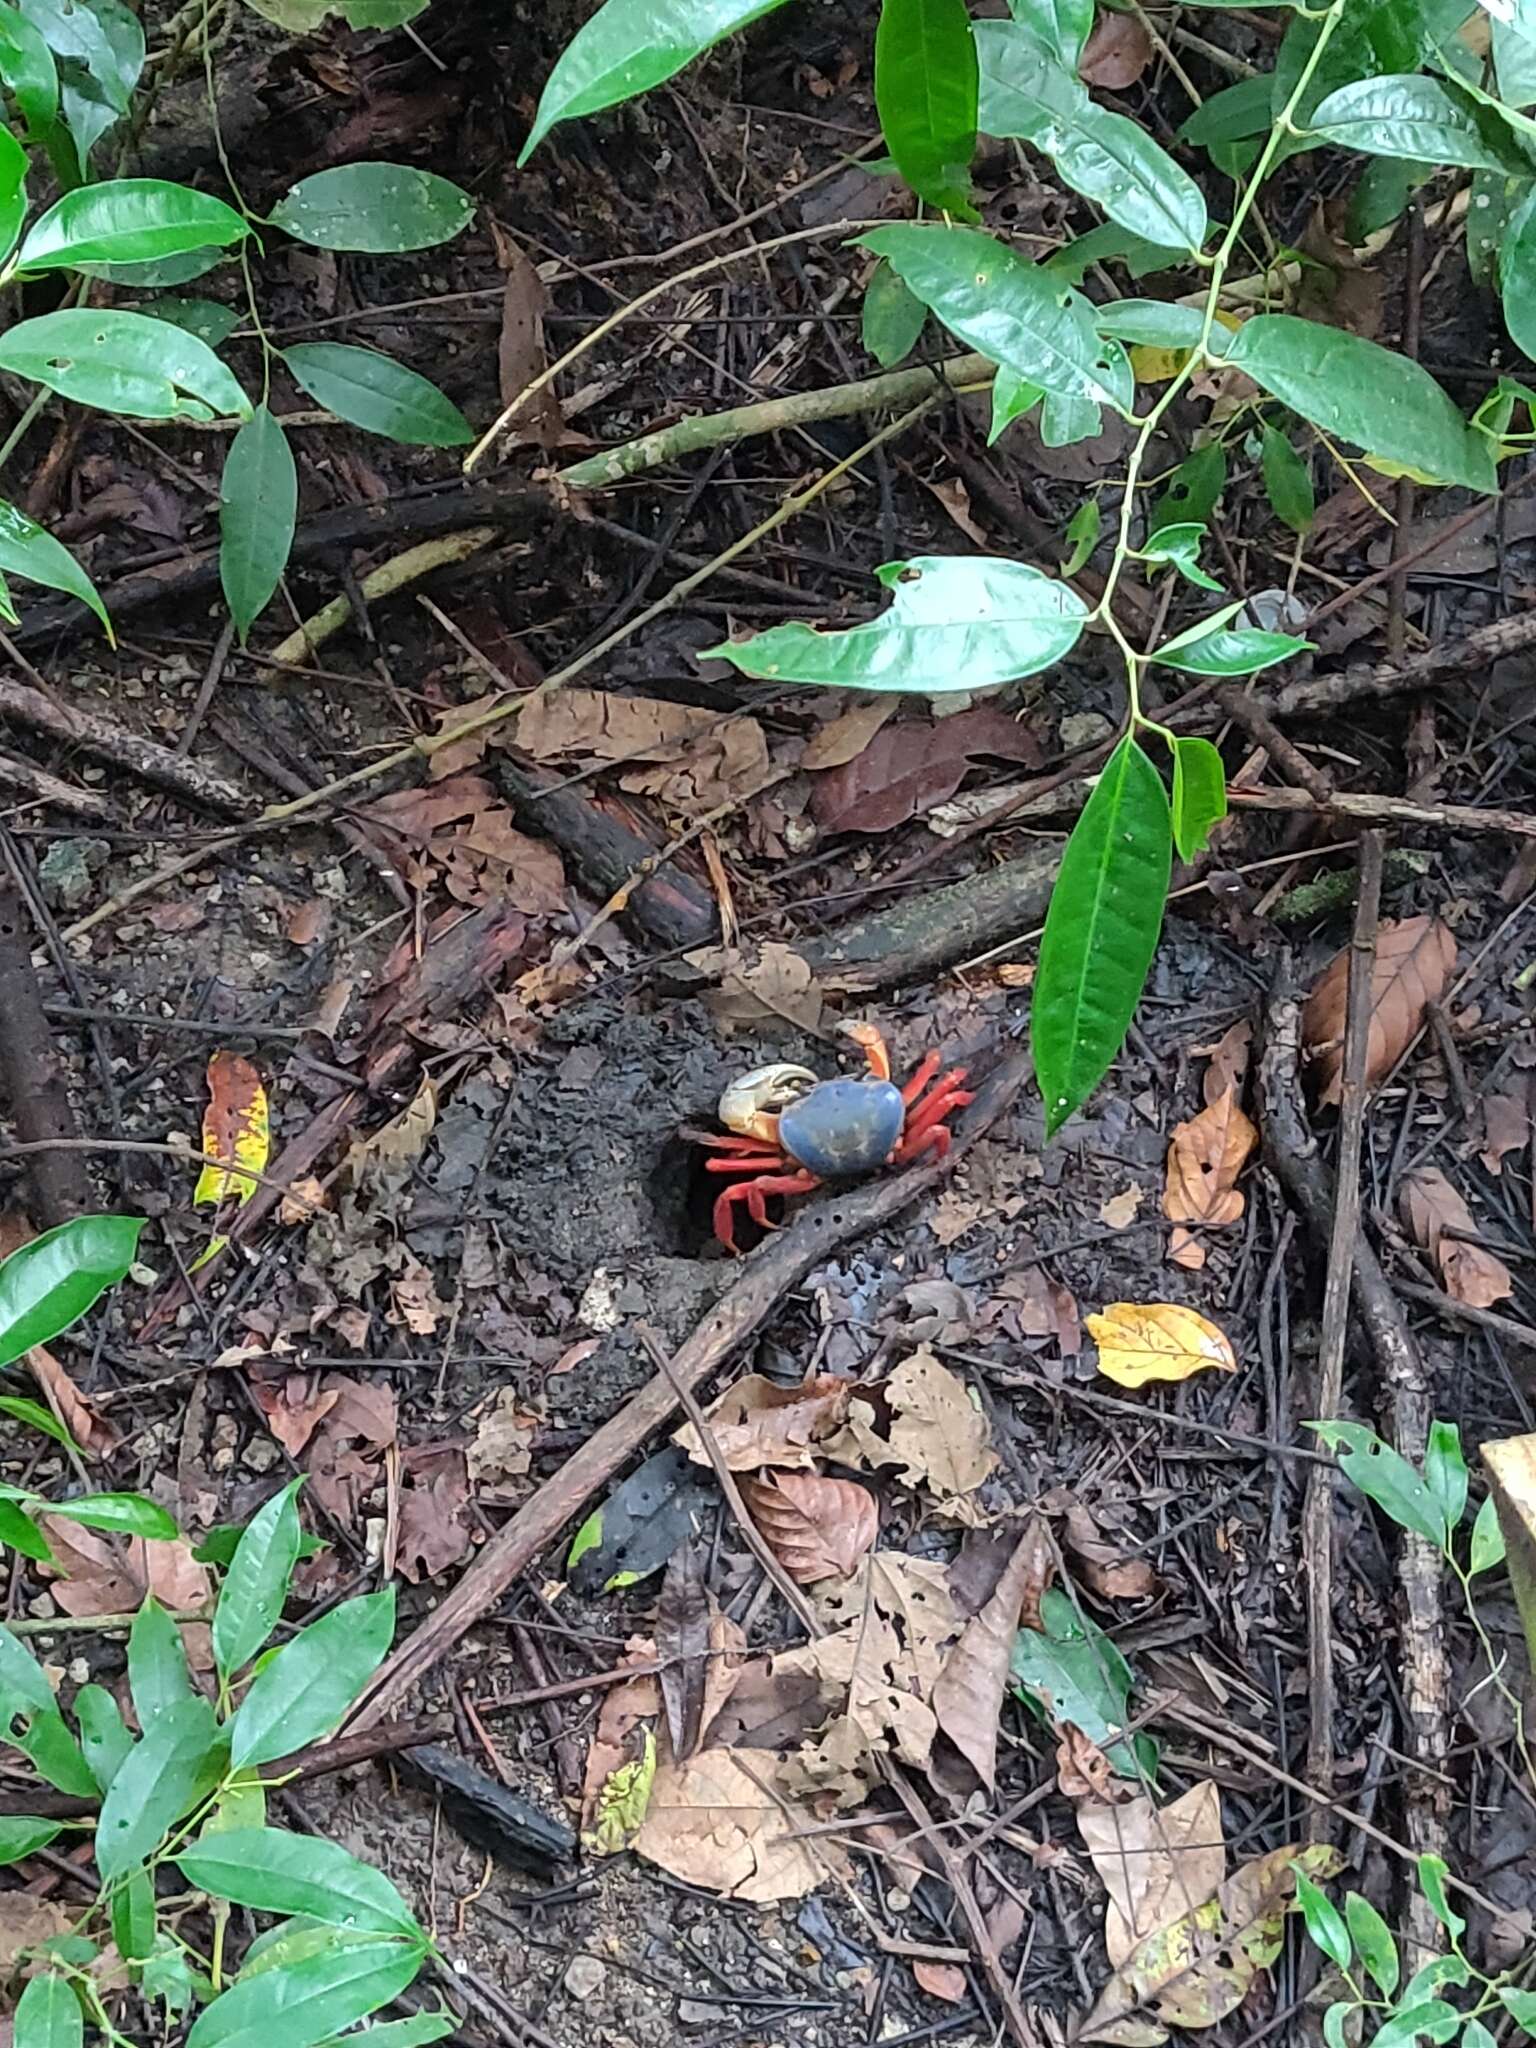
[563,1955,606,2001]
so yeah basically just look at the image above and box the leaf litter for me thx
[1302,915,1457,1105]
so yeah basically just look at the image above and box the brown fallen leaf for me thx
[1303,916,1457,1106]
[913,1960,969,2004]
[515,687,771,816]
[1162,1089,1258,1271]
[1089,1303,1238,1388]
[1079,8,1152,86]
[490,222,566,448]
[359,774,566,916]
[1057,1723,1122,1802]
[1100,1185,1143,1229]
[808,706,1042,836]
[195,1050,268,1210]
[739,1470,879,1584]
[932,1516,1052,1789]
[467,1387,535,1487]
[286,898,331,948]
[703,1655,828,1752]
[250,1371,340,1457]
[1199,1020,1253,1108]
[824,1347,997,1511]
[1078,1782,1227,1967]
[697,940,825,1035]
[26,1343,116,1456]
[800,697,896,771]
[581,1637,660,1852]
[633,1747,838,1903]
[1400,1167,1514,1309]
[656,1538,710,1762]
[675,1373,853,1472]
[40,1518,215,1670]
[395,1448,471,1583]
[923,474,989,547]
[1480,1088,1531,1176]
[1052,1491,1158,1601]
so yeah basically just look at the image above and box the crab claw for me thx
[718,1063,817,1144]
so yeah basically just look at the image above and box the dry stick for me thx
[0,675,250,817]
[267,526,501,668]
[0,879,92,1227]
[347,1049,1032,1730]
[1226,785,1536,840]
[1302,830,1383,1831]
[60,398,937,946]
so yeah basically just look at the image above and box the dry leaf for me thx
[913,1961,969,2004]
[41,1518,214,1669]
[194,1051,268,1209]
[634,1747,837,1903]
[395,1451,471,1583]
[932,1517,1052,1789]
[1100,1185,1143,1229]
[801,698,896,771]
[1162,1090,1258,1270]
[1079,9,1152,84]
[1078,1782,1227,1967]
[515,688,771,816]
[467,1387,535,1487]
[740,1470,879,1584]
[360,774,565,916]
[1053,1492,1158,1601]
[491,223,566,447]
[250,1372,340,1457]
[581,1638,660,1852]
[657,1540,710,1761]
[703,1655,828,1752]
[1057,1723,1122,1802]
[1480,1089,1530,1176]
[808,706,1041,836]
[675,1373,853,1472]
[389,1254,450,1335]
[345,1077,437,1191]
[923,474,988,546]
[1089,1303,1238,1388]
[698,940,825,1035]
[884,1349,997,1504]
[1303,916,1456,1106]
[278,1175,327,1227]
[1200,1021,1252,1108]
[1400,1167,1514,1309]
[286,899,330,947]
[26,1344,116,1456]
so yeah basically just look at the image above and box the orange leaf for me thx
[1302,917,1456,1106]
[913,1961,968,2004]
[1400,1167,1514,1310]
[1088,1303,1237,1388]
[194,1051,269,1209]
[738,1470,878,1584]
[1162,1088,1258,1270]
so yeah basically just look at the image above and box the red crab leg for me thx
[704,1152,788,1174]
[701,1131,783,1158]
[899,1050,942,1105]
[841,1020,893,1083]
[713,1169,821,1253]
[893,1069,974,1162]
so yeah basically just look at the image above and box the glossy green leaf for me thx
[1261,422,1314,535]
[1032,735,1171,1137]
[0,1815,60,1863]
[1348,155,1433,242]
[1152,621,1309,677]
[21,0,141,168]
[1294,1871,1351,1968]
[0,1394,79,1451]
[1310,74,1528,173]
[77,246,226,288]
[15,179,247,274]
[1006,0,1090,65]
[1470,1492,1507,1575]
[110,1866,157,1963]
[50,1492,178,1538]
[75,1682,132,1791]
[1171,737,1226,861]
[0,1625,96,1795]
[1423,1419,1468,1534]
[1093,299,1206,351]
[0,124,27,265]
[1321,2001,1352,2048]
[231,1587,395,1768]
[1149,440,1225,535]
[270,164,472,251]
[187,1937,426,2048]
[1010,1585,1155,1779]
[1416,1853,1465,1939]
[0,1500,51,1562]
[1227,314,1496,494]
[281,344,472,446]
[220,407,296,642]
[859,223,1125,436]
[1502,1989,1536,2037]
[144,295,240,346]
[314,2020,454,2048]
[862,258,927,367]
[1179,74,1269,146]
[95,1694,223,1881]
[519,0,789,160]
[0,3,59,137]
[0,499,111,637]
[1061,497,1099,576]
[1400,1955,1471,2004]
[1044,220,1182,285]
[1496,14,1536,107]
[0,1213,142,1368]
[129,1596,195,1731]
[1503,185,1536,363]
[1308,1421,1448,1548]
[193,1522,325,1569]
[874,0,977,215]
[703,554,1086,692]
[976,21,1207,253]
[1142,520,1223,592]
[1343,1892,1397,1996]
[213,1478,302,1680]
[176,1828,419,1936]
[1372,2002,1460,2048]
[0,309,249,423]
[14,1974,81,2048]
[1463,2024,1498,2048]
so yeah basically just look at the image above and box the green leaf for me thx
[976,21,1207,253]
[144,295,240,346]
[213,1478,303,1680]
[1294,1871,1351,1969]
[0,499,111,638]
[1497,13,1536,107]
[1152,622,1311,678]
[0,309,249,423]
[194,1522,325,1569]
[1009,1585,1154,1779]
[1371,2001,1460,2048]
[1463,2024,1497,2048]
[519,0,789,160]
[1226,314,1497,495]
[1007,0,1091,67]
[220,407,296,643]
[1343,1892,1398,1996]
[186,1937,427,2048]
[1400,1955,1471,2003]
[51,1492,178,1538]
[0,123,27,265]
[1423,1420,1468,1535]
[0,3,59,137]
[1416,1853,1465,1940]
[859,222,1127,437]
[175,1828,419,1936]
[1142,520,1223,592]
[14,1974,81,2048]
[1044,220,1182,285]
[1093,300,1207,351]
[1309,74,1529,173]
[269,164,473,252]
[0,1627,95,1794]
[0,1815,60,1862]
[109,1866,157,1963]
[1031,734,1171,1138]
[1171,737,1227,862]
[1308,1421,1449,1548]
[1061,497,1099,576]
[281,344,472,447]
[874,0,978,215]
[1470,1493,1507,1575]
[1261,423,1314,535]
[862,258,927,367]
[1321,2001,1353,2048]
[129,1597,195,1732]
[230,1587,395,1768]
[1503,185,1536,362]
[0,1213,141,1366]
[703,554,1086,692]
[15,179,248,273]
[1348,155,1433,242]
[1503,1989,1536,2036]
[95,1696,224,1881]
[77,245,226,288]
[1150,440,1225,535]
[75,1682,132,1791]
[1179,74,1270,146]
[0,1394,80,1451]
[0,1501,51,1562]
[21,0,141,169]
[315,2022,454,2048]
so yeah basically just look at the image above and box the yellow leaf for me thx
[1130,309,1241,385]
[1087,1302,1237,1388]
[192,1051,269,1210]
[583,1726,657,1857]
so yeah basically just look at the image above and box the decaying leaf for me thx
[567,1446,715,1594]
[696,941,826,1035]
[359,774,565,916]
[824,1348,997,1513]
[515,687,771,816]
[1077,1842,1342,2041]
[1050,1491,1158,1601]
[1162,1090,1258,1271]
[250,1371,341,1457]
[1078,1782,1227,1967]
[40,1516,215,1670]
[467,1387,536,1489]
[1088,1304,1237,1389]
[634,1747,838,1903]
[586,1726,658,1859]
[1480,1088,1530,1176]
[808,706,1042,836]
[1100,1185,1143,1229]
[739,1470,879,1584]
[1303,917,1456,1106]
[394,1448,471,1583]
[656,1540,710,1760]
[581,1638,660,1853]
[932,1516,1052,1790]
[491,222,566,448]
[912,1960,969,2004]
[1079,8,1152,87]
[800,697,896,772]
[26,1344,116,1456]
[345,1077,438,1193]
[194,1051,269,1209]
[1400,1167,1514,1309]
[1199,1020,1252,1107]
[674,1373,853,1472]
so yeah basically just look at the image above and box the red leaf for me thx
[809,708,1042,836]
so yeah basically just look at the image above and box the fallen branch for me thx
[268,526,500,668]
[0,677,249,817]
[1228,784,1536,840]
[0,879,92,1226]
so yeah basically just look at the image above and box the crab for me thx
[699,1021,974,1253]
